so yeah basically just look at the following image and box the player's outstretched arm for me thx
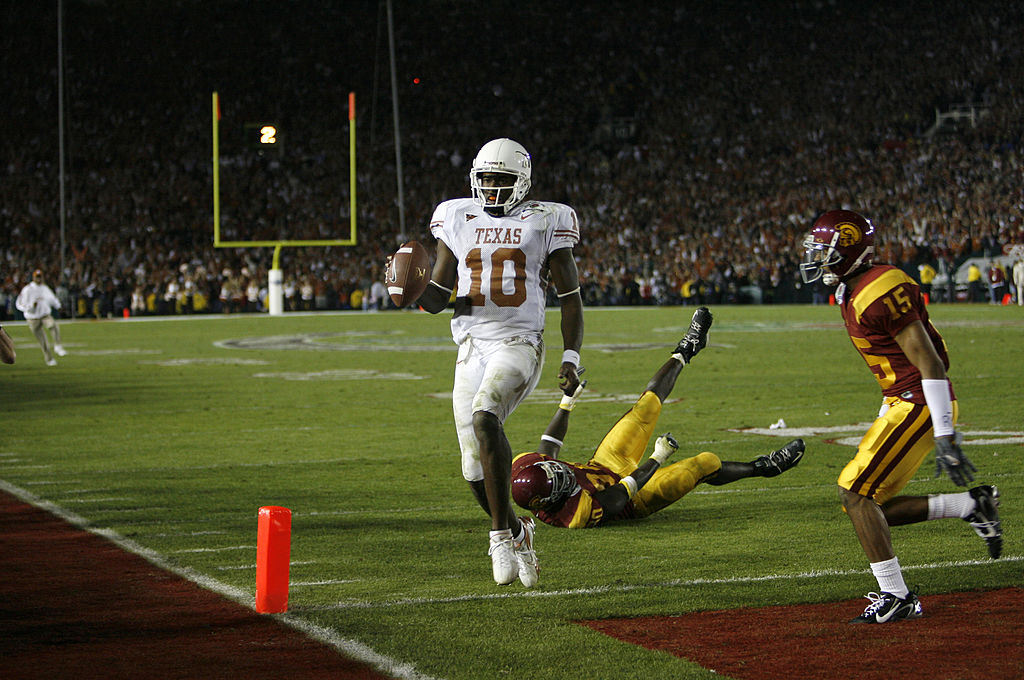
[417,240,458,314]
[537,377,586,459]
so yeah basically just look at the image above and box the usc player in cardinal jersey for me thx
[800,209,1003,624]
[510,307,804,529]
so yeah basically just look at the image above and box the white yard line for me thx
[295,556,1024,611]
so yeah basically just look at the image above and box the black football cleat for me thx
[849,591,923,624]
[966,485,1002,559]
[753,439,805,477]
[673,307,713,364]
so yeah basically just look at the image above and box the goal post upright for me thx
[349,90,357,246]
[212,91,221,246]
[211,91,358,315]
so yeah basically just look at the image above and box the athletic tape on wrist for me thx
[620,475,638,498]
[921,378,954,437]
[561,349,580,367]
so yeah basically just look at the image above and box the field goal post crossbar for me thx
[211,91,358,315]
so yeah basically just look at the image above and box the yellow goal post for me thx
[211,91,358,314]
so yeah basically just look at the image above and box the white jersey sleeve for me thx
[430,198,579,344]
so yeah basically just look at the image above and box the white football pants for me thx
[452,333,544,481]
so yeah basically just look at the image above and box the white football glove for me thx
[651,433,679,465]
[558,375,587,412]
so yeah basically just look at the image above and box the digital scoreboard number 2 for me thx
[244,122,281,153]
[259,125,278,145]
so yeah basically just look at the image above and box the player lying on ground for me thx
[510,307,805,528]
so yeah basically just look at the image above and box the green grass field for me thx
[2,304,1021,679]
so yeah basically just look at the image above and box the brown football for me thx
[387,240,430,308]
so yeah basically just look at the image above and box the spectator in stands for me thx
[364,275,388,311]
[3,2,1024,313]
[988,260,1007,304]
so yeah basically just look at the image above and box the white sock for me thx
[870,556,909,598]
[927,492,974,520]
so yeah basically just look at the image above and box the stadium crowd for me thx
[3,1,1023,320]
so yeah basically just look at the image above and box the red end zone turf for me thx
[0,491,389,680]
[581,588,1024,679]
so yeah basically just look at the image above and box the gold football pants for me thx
[590,391,722,517]
[838,396,959,504]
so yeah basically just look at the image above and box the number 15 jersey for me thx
[430,198,580,344]
[840,264,952,403]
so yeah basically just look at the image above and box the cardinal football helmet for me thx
[469,138,532,215]
[511,459,578,512]
[800,209,876,286]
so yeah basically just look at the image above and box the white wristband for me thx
[561,350,580,367]
[620,475,638,498]
[921,378,955,437]
[556,286,581,299]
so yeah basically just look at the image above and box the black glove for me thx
[933,433,976,487]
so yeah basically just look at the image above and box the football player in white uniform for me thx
[415,138,583,587]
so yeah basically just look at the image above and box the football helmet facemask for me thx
[800,209,876,286]
[469,138,532,215]
[511,459,578,512]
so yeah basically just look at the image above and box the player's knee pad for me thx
[691,452,722,479]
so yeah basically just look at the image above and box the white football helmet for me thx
[469,138,532,214]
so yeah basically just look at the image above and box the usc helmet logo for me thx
[836,221,862,247]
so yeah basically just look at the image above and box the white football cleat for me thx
[54,345,67,357]
[488,531,517,585]
[513,516,539,588]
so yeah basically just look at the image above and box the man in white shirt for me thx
[15,269,66,366]
[415,138,584,588]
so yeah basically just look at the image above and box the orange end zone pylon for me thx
[256,506,291,613]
